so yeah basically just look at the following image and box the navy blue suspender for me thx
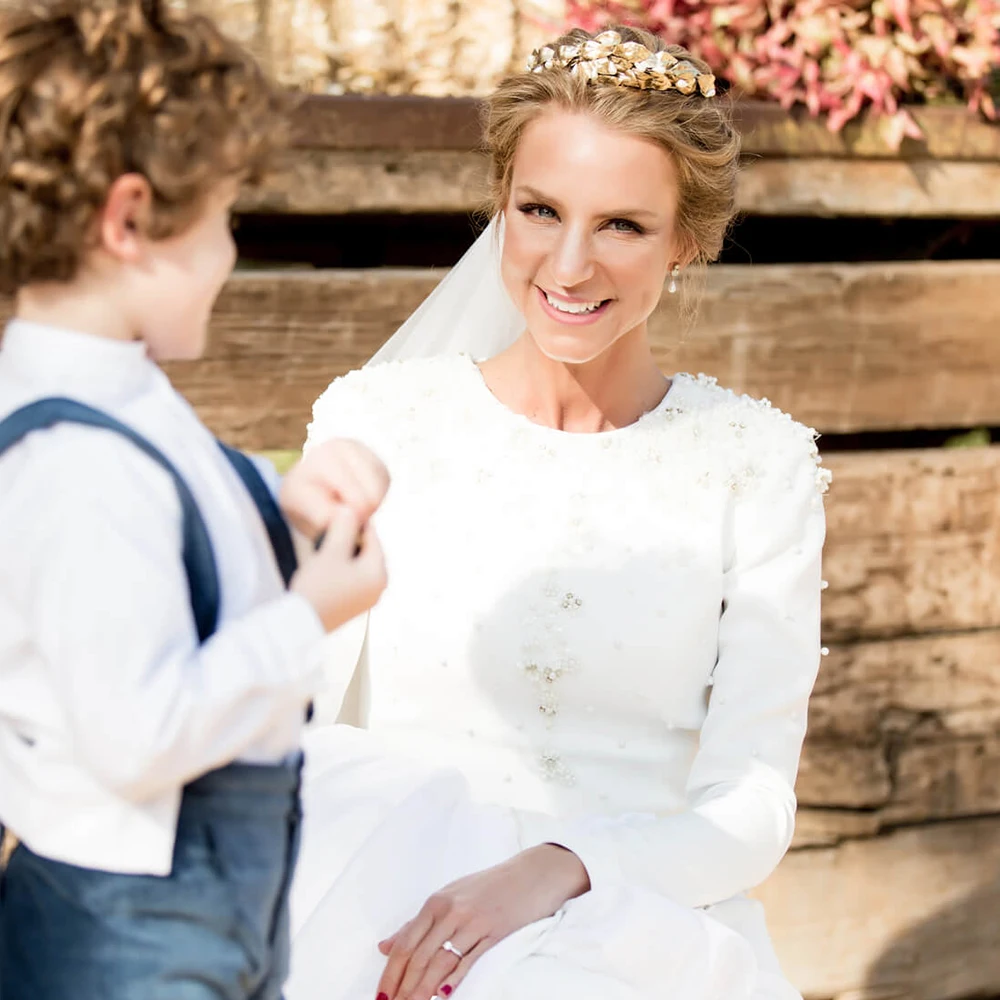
[0,397,298,644]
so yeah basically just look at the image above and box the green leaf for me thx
[255,449,303,474]
[943,428,991,448]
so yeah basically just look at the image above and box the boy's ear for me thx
[98,174,154,262]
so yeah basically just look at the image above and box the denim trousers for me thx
[0,756,302,1000]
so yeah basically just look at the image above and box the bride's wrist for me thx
[534,843,591,900]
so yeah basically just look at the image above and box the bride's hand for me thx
[374,844,590,1000]
[280,438,389,543]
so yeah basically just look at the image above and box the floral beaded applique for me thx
[672,372,832,501]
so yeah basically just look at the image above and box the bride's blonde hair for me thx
[483,26,740,269]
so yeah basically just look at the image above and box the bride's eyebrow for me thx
[514,185,560,205]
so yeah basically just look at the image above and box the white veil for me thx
[366,214,526,366]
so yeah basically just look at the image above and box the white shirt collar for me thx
[1,319,155,397]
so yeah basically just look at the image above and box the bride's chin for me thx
[530,332,612,366]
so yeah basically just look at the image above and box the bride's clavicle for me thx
[477,337,669,433]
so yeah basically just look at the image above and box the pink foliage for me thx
[565,0,1000,145]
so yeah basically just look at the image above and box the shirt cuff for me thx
[254,591,327,695]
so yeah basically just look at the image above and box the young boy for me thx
[0,1,388,996]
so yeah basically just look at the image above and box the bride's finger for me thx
[313,460,370,517]
[409,932,482,1000]
[341,449,390,515]
[434,938,494,998]
[279,479,337,540]
[394,920,466,1000]
[375,912,434,1000]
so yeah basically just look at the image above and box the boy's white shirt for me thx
[0,319,325,875]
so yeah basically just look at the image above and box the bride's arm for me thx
[289,371,389,725]
[537,426,829,908]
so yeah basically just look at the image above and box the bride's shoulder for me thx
[669,372,831,492]
[314,356,467,408]
[306,357,468,447]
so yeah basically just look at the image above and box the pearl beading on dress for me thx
[305,356,831,815]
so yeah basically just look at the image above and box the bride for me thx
[283,25,829,1000]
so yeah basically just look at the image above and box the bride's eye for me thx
[519,203,558,221]
[607,218,643,234]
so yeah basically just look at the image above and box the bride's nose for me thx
[548,224,596,289]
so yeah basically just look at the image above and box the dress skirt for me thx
[287,726,801,1000]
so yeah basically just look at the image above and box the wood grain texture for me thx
[809,630,1000,746]
[239,149,492,215]
[798,647,1000,816]
[822,447,1000,641]
[288,96,1000,162]
[733,102,1000,162]
[669,261,1000,434]
[793,628,1000,833]
[239,150,1000,217]
[756,816,1000,1000]
[740,158,1000,218]
[144,261,1000,445]
[6,262,1000,440]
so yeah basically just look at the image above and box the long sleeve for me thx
[544,428,829,907]
[301,371,382,722]
[6,434,325,801]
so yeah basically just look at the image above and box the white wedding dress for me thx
[287,356,830,1000]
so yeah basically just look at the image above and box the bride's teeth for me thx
[544,292,603,315]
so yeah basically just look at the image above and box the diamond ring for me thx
[441,940,464,960]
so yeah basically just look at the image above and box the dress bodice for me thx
[306,357,830,828]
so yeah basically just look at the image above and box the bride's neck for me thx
[479,330,669,433]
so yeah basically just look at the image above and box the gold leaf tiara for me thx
[526,30,716,98]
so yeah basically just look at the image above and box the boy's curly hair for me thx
[0,0,289,294]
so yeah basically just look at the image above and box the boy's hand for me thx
[291,505,387,632]
[280,439,389,544]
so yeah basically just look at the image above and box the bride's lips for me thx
[536,286,611,325]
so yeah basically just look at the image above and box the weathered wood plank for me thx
[289,95,484,151]
[240,150,1000,217]
[740,158,1000,218]
[798,729,1000,819]
[791,808,882,849]
[289,96,1000,163]
[809,630,1000,745]
[241,149,491,215]
[156,262,1000,444]
[754,816,1000,1000]
[822,448,1000,641]
[734,102,1000,162]
[793,629,1000,829]
[5,262,1000,439]
[673,261,1000,434]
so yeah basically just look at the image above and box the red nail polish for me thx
[377,994,388,1000]
[442,987,453,996]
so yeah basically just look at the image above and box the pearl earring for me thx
[668,265,680,295]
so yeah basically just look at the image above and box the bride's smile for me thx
[501,109,681,367]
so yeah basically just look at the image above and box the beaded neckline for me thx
[459,354,688,441]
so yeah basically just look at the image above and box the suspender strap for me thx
[0,398,300,651]
[217,444,297,586]
[0,397,222,643]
